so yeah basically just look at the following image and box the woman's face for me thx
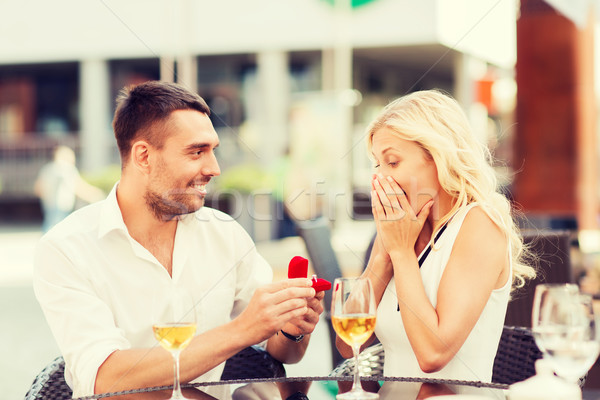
[371,127,441,213]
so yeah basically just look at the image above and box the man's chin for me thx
[148,198,205,221]
[191,198,205,212]
[184,196,206,213]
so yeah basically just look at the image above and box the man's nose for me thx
[203,152,221,177]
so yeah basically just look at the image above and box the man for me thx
[33,81,324,398]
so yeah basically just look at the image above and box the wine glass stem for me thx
[352,344,361,392]
[172,350,183,397]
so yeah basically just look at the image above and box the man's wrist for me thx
[280,329,305,343]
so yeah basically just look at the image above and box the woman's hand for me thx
[371,174,433,258]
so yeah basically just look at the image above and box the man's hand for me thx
[237,278,316,344]
[281,290,325,336]
[265,280,325,364]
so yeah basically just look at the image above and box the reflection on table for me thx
[75,376,508,400]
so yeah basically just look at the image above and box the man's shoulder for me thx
[41,201,104,241]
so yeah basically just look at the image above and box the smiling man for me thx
[33,81,323,399]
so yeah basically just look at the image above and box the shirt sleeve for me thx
[33,238,131,397]
[229,224,273,320]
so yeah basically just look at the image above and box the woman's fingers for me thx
[371,189,385,220]
[372,179,394,214]
[383,175,410,214]
[416,200,434,226]
[385,176,416,220]
[373,174,405,219]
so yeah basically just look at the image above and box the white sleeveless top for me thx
[374,203,511,382]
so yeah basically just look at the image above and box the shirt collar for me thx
[97,182,129,239]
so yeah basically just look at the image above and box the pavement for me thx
[0,219,375,400]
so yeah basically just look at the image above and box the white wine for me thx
[153,322,196,352]
[332,314,376,346]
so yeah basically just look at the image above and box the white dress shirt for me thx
[33,185,272,398]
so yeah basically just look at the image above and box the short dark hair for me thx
[112,80,210,164]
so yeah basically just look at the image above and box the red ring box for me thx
[288,256,331,292]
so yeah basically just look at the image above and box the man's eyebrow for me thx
[184,142,219,151]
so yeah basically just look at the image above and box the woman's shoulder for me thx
[457,203,507,253]
[461,203,503,233]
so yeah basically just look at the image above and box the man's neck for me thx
[116,180,178,271]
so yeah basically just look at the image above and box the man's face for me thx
[145,109,221,220]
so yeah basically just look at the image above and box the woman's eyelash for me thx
[374,164,380,168]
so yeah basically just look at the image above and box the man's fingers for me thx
[264,278,313,292]
[287,306,321,334]
[276,297,308,312]
[277,303,310,322]
[307,296,324,314]
[267,287,315,307]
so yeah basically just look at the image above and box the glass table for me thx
[73,376,509,399]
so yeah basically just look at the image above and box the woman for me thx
[336,90,535,382]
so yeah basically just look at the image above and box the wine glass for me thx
[531,283,600,383]
[152,288,197,399]
[331,277,379,400]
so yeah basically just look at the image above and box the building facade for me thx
[0,0,517,226]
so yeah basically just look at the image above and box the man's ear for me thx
[130,141,151,174]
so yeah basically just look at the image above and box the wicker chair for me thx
[25,346,285,399]
[329,343,385,378]
[328,326,559,386]
[221,345,286,380]
[24,356,71,400]
[491,325,543,384]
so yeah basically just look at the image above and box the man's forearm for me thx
[95,321,252,394]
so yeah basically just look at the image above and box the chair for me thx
[25,347,286,399]
[491,325,543,385]
[329,343,384,377]
[328,326,555,386]
[504,230,574,327]
[295,217,345,368]
[24,356,71,400]
[493,325,586,387]
[221,345,286,380]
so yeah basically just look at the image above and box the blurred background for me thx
[3,0,600,398]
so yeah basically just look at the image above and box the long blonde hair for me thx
[366,89,535,289]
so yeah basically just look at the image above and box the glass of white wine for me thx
[532,283,600,384]
[152,288,197,400]
[331,277,378,400]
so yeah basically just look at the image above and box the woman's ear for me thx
[130,141,151,174]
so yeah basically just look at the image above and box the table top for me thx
[74,376,509,400]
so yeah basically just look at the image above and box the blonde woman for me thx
[336,90,535,382]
